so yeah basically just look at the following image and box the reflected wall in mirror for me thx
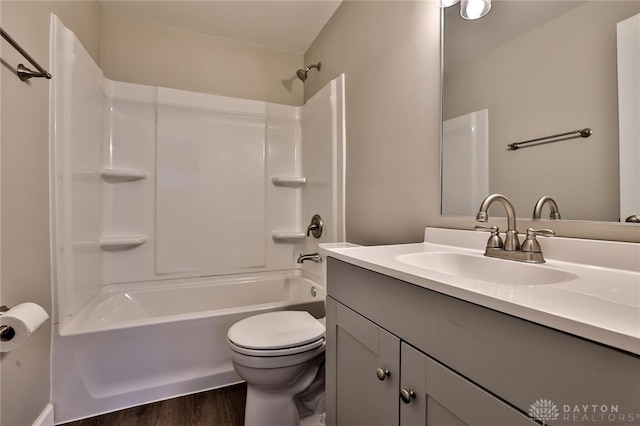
[442,1,640,223]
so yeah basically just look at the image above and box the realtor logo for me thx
[529,398,640,423]
[529,399,560,425]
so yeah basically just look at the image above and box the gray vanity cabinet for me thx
[326,297,535,426]
[325,258,640,426]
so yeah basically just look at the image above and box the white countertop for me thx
[320,228,640,355]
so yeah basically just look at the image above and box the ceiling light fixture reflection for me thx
[436,0,460,7]
[460,0,491,20]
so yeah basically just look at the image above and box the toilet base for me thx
[244,385,302,426]
[241,353,324,426]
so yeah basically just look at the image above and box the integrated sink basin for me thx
[320,227,640,354]
[395,251,579,285]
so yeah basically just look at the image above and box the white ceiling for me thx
[98,0,342,55]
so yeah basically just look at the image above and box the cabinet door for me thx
[401,343,536,426]
[326,297,400,426]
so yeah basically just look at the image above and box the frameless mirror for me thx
[441,1,640,223]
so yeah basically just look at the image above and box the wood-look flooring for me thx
[60,383,247,426]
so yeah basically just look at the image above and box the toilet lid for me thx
[227,311,325,350]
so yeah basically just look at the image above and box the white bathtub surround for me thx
[301,81,346,285]
[49,15,344,423]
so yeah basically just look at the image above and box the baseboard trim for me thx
[32,403,54,426]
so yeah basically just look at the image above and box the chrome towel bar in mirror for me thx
[508,128,592,150]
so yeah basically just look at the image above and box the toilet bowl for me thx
[227,310,326,426]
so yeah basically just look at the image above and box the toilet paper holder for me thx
[0,305,16,342]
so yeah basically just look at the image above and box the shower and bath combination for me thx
[297,62,321,82]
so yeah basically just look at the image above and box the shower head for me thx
[296,62,322,82]
[296,69,308,82]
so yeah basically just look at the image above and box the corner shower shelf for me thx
[271,231,306,242]
[99,234,148,250]
[100,168,149,183]
[271,177,307,188]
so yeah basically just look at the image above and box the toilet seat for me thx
[228,335,325,357]
[227,311,325,354]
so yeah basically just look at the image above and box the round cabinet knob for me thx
[376,368,390,381]
[400,388,416,404]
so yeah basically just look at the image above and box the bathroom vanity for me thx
[321,229,640,426]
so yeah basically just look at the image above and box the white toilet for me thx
[227,310,326,426]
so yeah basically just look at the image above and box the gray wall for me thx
[305,0,442,245]
[101,12,305,106]
[0,2,102,425]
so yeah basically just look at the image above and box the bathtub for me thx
[51,272,325,423]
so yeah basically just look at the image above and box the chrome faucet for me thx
[533,196,561,220]
[475,194,554,263]
[297,253,323,264]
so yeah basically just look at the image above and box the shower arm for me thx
[296,62,322,82]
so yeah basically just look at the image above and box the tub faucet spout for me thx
[297,253,323,264]
[476,193,520,251]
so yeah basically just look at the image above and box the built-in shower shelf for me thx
[99,234,148,250]
[271,177,307,188]
[100,168,149,183]
[271,231,306,242]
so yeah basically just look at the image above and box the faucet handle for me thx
[526,228,555,238]
[522,228,555,253]
[474,224,498,232]
[474,225,503,249]
[306,214,323,238]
